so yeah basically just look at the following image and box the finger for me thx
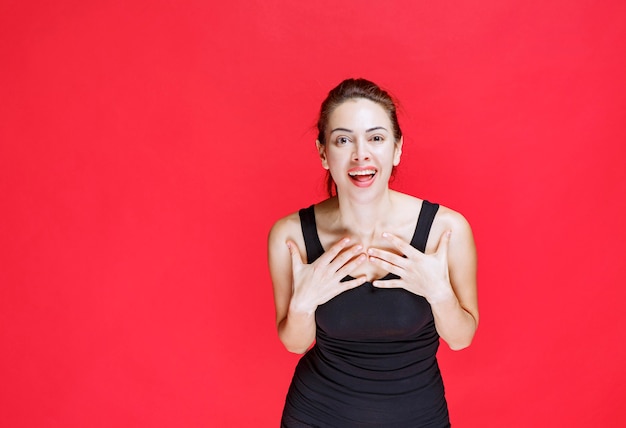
[367,255,404,277]
[328,244,364,271]
[371,279,404,289]
[366,247,409,269]
[335,253,367,279]
[317,237,352,265]
[286,240,304,267]
[320,274,368,304]
[382,232,420,257]
[436,230,452,259]
[341,275,369,290]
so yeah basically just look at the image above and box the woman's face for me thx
[317,98,402,196]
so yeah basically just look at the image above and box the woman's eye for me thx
[337,137,349,145]
[372,135,384,142]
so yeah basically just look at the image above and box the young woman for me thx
[268,78,479,427]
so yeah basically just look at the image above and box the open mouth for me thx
[348,168,377,183]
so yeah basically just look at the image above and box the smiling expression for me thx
[317,98,402,193]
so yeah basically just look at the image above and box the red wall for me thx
[1,1,625,426]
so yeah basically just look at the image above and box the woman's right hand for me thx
[286,238,368,314]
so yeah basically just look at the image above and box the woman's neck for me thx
[335,189,396,240]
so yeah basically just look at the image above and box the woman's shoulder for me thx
[268,198,332,243]
[401,196,475,253]
[429,202,474,254]
[392,191,440,218]
[434,203,472,231]
[389,190,421,211]
[393,191,473,234]
[268,210,301,241]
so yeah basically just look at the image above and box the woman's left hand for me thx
[367,231,454,304]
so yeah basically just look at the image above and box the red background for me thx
[1,1,625,426]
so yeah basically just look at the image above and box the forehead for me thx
[328,98,391,130]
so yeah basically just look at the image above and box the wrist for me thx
[288,299,316,317]
[426,282,456,305]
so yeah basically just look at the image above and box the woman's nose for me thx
[353,140,370,161]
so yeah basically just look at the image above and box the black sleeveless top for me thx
[281,201,450,428]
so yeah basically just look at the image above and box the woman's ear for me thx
[393,137,403,166]
[316,140,329,170]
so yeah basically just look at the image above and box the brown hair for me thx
[316,78,403,196]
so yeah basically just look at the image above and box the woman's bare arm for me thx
[268,213,368,354]
[367,208,479,350]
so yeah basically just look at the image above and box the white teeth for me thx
[349,169,376,176]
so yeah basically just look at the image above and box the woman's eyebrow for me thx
[366,126,388,133]
[330,127,353,134]
[330,126,388,134]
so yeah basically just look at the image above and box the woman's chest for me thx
[315,284,434,341]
